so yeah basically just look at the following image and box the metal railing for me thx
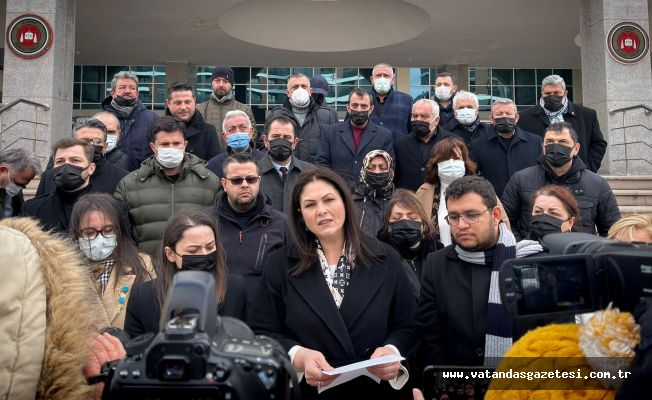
[609,104,652,175]
[0,98,50,152]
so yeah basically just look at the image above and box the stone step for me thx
[618,205,652,216]
[612,189,652,206]
[604,175,652,190]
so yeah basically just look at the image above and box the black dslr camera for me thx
[498,232,652,337]
[100,271,298,400]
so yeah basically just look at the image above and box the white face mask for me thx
[455,107,477,125]
[290,87,310,106]
[435,86,453,101]
[156,147,184,168]
[438,159,466,184]
[79,235,117,262]
[373,77,392,95]
[4,181,22,198]
[106,134,118,152]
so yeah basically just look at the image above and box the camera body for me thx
[101,271,293,400]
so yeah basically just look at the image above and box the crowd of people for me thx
[1,62,650,399]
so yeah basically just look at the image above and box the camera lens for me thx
[160,357,187,380]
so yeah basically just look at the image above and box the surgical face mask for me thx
[455,107,477,125]
[4,181,22,198]
[156,147,184,169]
[290,87,310,106]
[438,159,466,184]
[388,219,423,249]
[227,132,251,152]
[544,143,573,168]
[543,95,564,112]
[79,235,117,262]
[106,134,118,152]
[373,77,392,95]
[181,251,217,273]
[53,163,89,192]
[435,86,453,101]
[530,213,566,242]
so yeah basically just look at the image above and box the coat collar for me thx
[486,125,530,143]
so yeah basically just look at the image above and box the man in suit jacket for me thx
[394,99,453,191]
[470,98,542,197]
[369,63,413,141]
[317,88,394,185]
[517,74,607,173]
[258,115,316,214]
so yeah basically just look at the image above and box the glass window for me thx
[247,86,267,105]
[268,84,288,105]
[410,86,430,101]
[492,69,513,86]
[233,85,247,104]
[491,85,513,99]
[154,84,167,105]
[107,66,129,81]
[233,67,250,85]
[554,69,573,86]
[515,86,537,106]
[410,68,430,86]
[131,66,153,84]
[250,68,267,84]
[73,83,81,103]
[82,66,104,83]
[515,69,535,85]
[292,67,313,78]
[154,66,166,84]
[74,65,81,82]
[81,84,105,103]
[267,68,291,84]
[536,69,553,84]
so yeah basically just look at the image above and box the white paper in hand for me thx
[317,354,404,394]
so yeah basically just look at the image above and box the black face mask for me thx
[365,171,390,189]
[493,117,517,134]
[544,143,573,168]
[267,139,293,162]
[543,95,564,112]
[388,219,423,249]
[411,120,432,138]
[53,163,88,192]
[530,213,566,242]
[349,110,369,126]
[181,251,217,273]
[92,145,105,165]
[312,93,325,105]
[113,95,137,107]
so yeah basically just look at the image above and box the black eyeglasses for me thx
[80,225,116,240]
[224,176,260,185]
[445,209,490,226]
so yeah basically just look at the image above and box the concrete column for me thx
[443,64,470,91]
[580,0,652,175]
[1,0,76,166]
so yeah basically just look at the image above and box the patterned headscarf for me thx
[359,150,395,191]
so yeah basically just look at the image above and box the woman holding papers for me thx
[249,168,418,399]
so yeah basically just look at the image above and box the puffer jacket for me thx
[101,96,159,171]
[197,96,257,152]
[266,98,338,163]
[0,218,107,400]
[114,153,221,255]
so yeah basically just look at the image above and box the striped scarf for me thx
[455,222,542,366]
[540,96,569,124]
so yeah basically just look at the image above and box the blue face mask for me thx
[227,132,251,152]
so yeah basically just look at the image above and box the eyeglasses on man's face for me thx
[445,208,490,226]
[224,175,260,185]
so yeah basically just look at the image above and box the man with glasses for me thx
[36,119,129,197]
[206,152,287,304]
[93,111,130,171]
[418,176,542,366]
[114,116,221,255]
[0,148,41,219]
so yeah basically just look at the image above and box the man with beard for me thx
[316,87,394,186]
[417,176,543,366]
[205,152,287,303]
[197,65,257,152]
[502,122,620,240]
[257,115,315,214]
[101,72,158,171]
[517,75,607,173]
[394,99,452,191]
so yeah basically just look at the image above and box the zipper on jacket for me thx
[170,183,175,215]
[239,230,243,244]
[255,233,268,271]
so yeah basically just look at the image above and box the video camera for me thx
[99,271,299,400]
[499,232,652,337]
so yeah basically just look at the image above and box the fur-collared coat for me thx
[0,218,108,400]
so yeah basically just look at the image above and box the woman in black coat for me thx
[125,208,247,338]
[249,168,418,400]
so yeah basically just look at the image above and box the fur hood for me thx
[0,218,106,400]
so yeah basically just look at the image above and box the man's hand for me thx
[83,332,126,400]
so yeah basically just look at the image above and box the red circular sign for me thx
[5,14,53,59]
[607,22,649,64]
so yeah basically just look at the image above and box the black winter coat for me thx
[249,238,419,400]
[150,109,220,161]
[205,193,288,304]
[469,126,542,197]
[517,102,607,173]
[21,184,95,233]
[101,96,159,171]
[393,128,453,192]
[443,118,491,148]
[124,274,248,338]
[266,99,338,164]
[501,157,621,240]
[106,148,129,171]
[36,157,128,197]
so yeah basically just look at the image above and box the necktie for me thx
[279,166,288,181]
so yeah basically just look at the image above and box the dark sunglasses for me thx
[224,175,260,185]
